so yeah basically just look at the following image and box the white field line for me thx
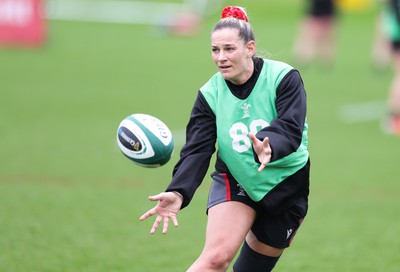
[339,100,386,123]
[46,0,182,25]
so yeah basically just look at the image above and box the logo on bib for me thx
[241,103,251,119]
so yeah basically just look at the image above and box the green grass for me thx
[1,0,400,271]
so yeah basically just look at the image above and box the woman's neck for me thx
[231,58,255,86]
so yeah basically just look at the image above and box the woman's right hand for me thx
[139,192,183,234]
[249,132,272,172]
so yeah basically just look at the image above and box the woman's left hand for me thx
[139,192,183,234]
[249,133,272,172]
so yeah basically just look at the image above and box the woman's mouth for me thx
[219,65,231,71]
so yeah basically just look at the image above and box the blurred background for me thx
[1,0,399,271]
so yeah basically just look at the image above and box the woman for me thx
[140,6,310,271]
[292,0,337,66]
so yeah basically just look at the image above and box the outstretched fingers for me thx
[258,137,271,172]
[262,136,270,149]
[139,192,182,234]
[162,216,170,234]
[248,133,271,172]
[139,208,156,221]
[258,162,267,172]
[139,194,162,221]
[150,214,179,234]
[248,132,257,145]
[171,215,179,228]
[151,215,163,234]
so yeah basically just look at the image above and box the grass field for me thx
[1,0,400,271]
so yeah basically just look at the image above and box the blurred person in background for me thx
[378,0,400,135]
[371,11,392,70]
[140,5,310,272]
[292,0,337,67]
[167,0,225,36]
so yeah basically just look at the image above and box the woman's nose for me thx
[218,50,226,61]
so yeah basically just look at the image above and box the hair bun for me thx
[221,6,248,22]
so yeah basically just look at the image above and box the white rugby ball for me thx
[116,113,174,167]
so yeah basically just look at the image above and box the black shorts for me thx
[207,167,309,249]
[392,40,400,51]
[308,0,336,17]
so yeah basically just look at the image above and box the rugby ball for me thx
[116,113,174,167]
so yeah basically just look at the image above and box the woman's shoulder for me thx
[199,72,224,93]
[261,58,293,70]
[260,58,295,85]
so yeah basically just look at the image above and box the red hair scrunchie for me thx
[221,6,248,22]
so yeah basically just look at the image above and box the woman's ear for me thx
[247,40,256,58]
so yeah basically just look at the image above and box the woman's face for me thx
[211,28,255,85]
